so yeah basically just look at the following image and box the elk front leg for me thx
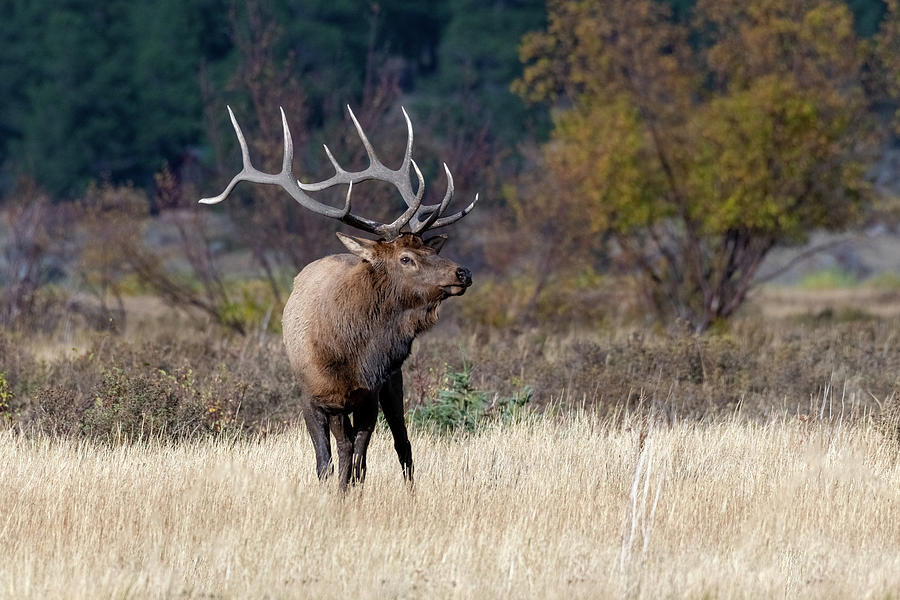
[329,413,355,491]
[351,398,378,484]
[302,403,332,480]
[379,370,414,483]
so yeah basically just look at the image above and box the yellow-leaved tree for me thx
[514,0,898,331]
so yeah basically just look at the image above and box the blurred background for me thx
[0,0,899,436]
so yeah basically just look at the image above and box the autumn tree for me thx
[515,0,897,331]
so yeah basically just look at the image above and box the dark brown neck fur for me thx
[330,261,443,390]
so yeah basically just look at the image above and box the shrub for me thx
[3,328,302,441]
[408,364,534,434]
[0,373,12,424]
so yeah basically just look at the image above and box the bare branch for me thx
[754,237,857,286]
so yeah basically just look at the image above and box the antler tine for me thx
[347,105,383,169]
[280,107,294,174]
[399,106,414,175]
[409,163,454,233]
[322,144,342,174]
[427,192,480,230]
[198,106,252,205]
[232,105,252,169]
[377,158,425,237]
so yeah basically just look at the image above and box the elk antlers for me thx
[199,106,478,240]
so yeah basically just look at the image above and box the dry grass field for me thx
[3,289,900,598]
[2,415,899,599]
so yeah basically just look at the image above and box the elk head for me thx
[337,231,472,310]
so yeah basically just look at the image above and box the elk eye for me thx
[400,256,414,266]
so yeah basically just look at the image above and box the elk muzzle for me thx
[456,267,472,287]
[442,266,472,297]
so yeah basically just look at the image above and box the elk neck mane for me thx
[329,257,442,389]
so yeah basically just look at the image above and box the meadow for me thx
[2,415,899,599]
[2,287,900,598]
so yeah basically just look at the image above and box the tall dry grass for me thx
[1,415,898,598]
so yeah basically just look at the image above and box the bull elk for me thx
[200,105,478,489]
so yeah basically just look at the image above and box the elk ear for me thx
[336,232,378,262]
[424,234,448,254]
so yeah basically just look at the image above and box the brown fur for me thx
[282,232,471,488]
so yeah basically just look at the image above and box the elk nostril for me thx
[456,267,472,284]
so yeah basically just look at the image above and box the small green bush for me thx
[0,373,12,423]
[408,364,534,434]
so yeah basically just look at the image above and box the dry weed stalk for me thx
[619,419,668,577]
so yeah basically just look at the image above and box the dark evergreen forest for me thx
[0,0,550,196]
[0,0,888,198]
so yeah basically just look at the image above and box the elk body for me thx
[200,105,477,489]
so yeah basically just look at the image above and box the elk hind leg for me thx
[302,403,332,480]
[350,398,378,484]
[329,413,355,491]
